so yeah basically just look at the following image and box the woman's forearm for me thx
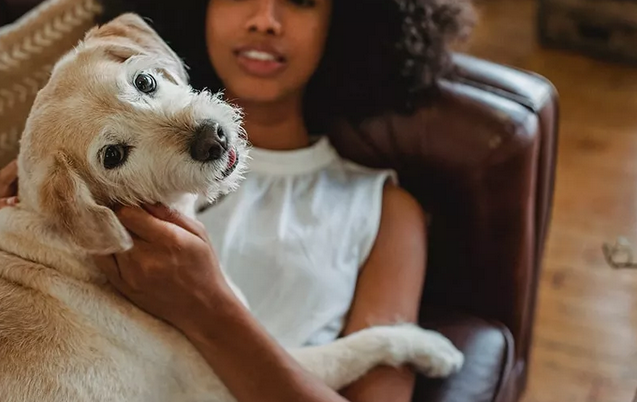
[340,366,415,402]
[178,288,350,402]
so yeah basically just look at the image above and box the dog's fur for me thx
[0,14,463,402]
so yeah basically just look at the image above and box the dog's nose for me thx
[190,121,228,162]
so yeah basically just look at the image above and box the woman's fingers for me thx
[115,206,180,243]
[93,240,148,293]
[0,197,18,209]
[108,204,208,247]
[93,253,128,290]
[143,203,208,240]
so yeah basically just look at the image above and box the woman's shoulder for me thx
[335,159,423,223]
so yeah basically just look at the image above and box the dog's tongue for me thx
[227,148,237,169]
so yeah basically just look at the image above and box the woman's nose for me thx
[245,0,283,36]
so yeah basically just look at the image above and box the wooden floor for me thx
[466,1,637,401]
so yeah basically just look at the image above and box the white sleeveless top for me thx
[197,136,396,348]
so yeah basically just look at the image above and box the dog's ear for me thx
[84,13,189,84]
[39,152,133,255]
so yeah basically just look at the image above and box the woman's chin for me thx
[225,81,291,105]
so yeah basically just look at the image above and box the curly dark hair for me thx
[96,0,475,133]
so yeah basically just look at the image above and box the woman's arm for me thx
[93,183,427,402]
[339,183,428,402]
[181,287,350,402]
[94,204,350,402]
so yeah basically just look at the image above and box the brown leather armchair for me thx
[1,2,559,402]
[330,54,558,402]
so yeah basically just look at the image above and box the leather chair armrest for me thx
[414,306,516,402]
[451,53,559,265]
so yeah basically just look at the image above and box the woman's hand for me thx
[0,160,19,208]
[95,203,349,402]
[93,204,233,331]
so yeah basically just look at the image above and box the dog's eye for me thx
[134,73,157,94]
[103,145,129,170]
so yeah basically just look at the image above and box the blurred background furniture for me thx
[539,0,637,64]
[0,1,559,401]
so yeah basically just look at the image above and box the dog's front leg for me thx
[288,324,463,391]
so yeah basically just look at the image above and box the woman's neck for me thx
[231,95,310,151]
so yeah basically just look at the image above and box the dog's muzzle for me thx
[190,120,228,162]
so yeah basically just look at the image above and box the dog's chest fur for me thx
[0,251,232,402]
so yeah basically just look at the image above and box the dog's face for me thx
[17,13,248,255]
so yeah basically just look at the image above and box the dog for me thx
[0,13,464,402]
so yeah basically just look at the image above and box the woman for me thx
[0,0,473,401]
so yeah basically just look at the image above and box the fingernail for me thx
[6,196,18,206]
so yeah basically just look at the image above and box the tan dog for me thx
[0,13,463,402]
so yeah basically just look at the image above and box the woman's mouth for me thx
[234,47,286,77]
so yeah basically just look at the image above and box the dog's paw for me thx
[412,329,464,377]
[393,324,464,378]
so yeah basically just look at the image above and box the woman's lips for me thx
[234,46,286,77]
